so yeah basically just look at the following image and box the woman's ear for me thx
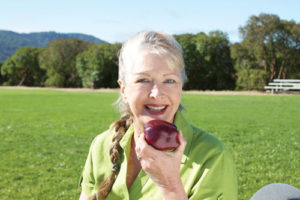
[118,80,128,103]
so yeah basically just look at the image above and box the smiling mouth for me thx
[145,105,168,112]
[146,105,166,110]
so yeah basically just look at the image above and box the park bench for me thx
[264,79,300,93]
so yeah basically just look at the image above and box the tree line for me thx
[0,30,106,62]
[1,13,299,90]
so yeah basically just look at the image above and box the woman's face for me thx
[119,53,183,127]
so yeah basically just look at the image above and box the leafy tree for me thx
[38,38,92,87]
[237,13,300,82]
[0,61,5,85]
[76,43,121,88]
[235,67,268,90]
[1,57,16,85]
[195,31,236,90]
[284,22,300,78]
[175,33,205,90]
[1,47,44,86]
[0,62,2,83]
[175,31,235,90]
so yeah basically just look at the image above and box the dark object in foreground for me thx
[144,120,180,151]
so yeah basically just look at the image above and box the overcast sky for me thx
[1,0,300,43]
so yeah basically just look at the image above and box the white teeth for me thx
[147,105,166,111]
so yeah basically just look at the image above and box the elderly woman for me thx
[79,31,238,200]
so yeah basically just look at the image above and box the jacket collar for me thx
[173,109,193,163]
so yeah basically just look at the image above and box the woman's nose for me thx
[149,83,163,99]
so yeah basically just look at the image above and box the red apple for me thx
[144,120,180,151]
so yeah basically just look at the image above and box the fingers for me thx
[174,130,187,154]
[135,132,149,160]
[135,131,162,163]
[136,132,147,151]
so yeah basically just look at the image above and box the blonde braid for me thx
[91,114,133,200]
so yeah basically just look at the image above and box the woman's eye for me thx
[165,79,175,83]
[137,78,149,83]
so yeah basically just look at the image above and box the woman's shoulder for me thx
[89,128,114,152]
[189,125,229,156]
[176,111,228,154]
[183,125,235,174]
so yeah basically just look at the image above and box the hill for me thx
[0,30,107,62]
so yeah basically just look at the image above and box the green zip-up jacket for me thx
[81,110,238,199]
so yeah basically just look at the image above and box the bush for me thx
[236,68,268,90]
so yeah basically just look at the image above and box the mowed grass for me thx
[0,89,299,200]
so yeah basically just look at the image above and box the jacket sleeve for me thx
[80,139,96,197]
[189,148,238,200]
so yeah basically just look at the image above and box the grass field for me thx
[0,88,299,200]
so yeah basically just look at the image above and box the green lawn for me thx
[0,89,299,200]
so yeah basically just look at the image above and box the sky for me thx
[1,0,300,43]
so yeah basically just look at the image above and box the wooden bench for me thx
[264,79,300,94]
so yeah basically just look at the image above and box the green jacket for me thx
[81,110,238,199]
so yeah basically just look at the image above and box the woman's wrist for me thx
[159,178,188,200]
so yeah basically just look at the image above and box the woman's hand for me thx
[135,130,187,200]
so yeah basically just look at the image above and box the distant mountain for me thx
[0,30,107,62]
